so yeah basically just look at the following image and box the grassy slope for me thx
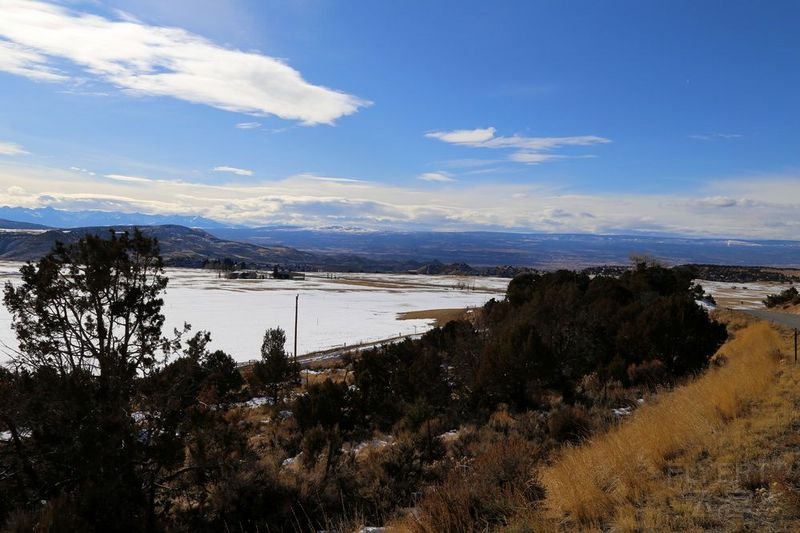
[507,315,800,531]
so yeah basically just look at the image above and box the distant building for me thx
[271,266,306,280]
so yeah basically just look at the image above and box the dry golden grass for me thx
[710,308,757,332]
[397,307,473,326]
[538,321,784,527]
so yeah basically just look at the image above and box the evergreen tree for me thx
[1,229,168,531]
[253,327,299,403]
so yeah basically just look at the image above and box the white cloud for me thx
[3,160,800,238]
[212,166,253,177]
[0,0,368,125]
[426,127,496,144]
[104,173,154,183]
[509,152,561,164]
[0,141,29,156]
[0,40,67,82]
[697,196,744,208]
[426,127,610,164]
[306,176,364,184]
[418,171,455,182]
[235,122,261,129]
[69,166,95,176]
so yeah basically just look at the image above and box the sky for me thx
[0,0,799,238]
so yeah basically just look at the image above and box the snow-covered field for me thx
[0,263,507,363]
[697,279,796,310]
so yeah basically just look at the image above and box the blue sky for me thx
[0,0,799,237]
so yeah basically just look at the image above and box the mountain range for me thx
[0,220,426,272]
[0,206,227,229]
[0,207,799,269]
[209,227,800,268]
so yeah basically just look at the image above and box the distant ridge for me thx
[209,227,800,268]
[0,206,230,229]
[0,224,315,267]
[0,218,51,230]
[1,207,798,268]
[0,222,427,272]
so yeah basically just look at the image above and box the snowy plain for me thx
[0,259,789,365]
[697,279,796,310]
[0,263,508,363]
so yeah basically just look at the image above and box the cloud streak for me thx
[212,166,253,177]
[426,127,610,164]
[2,161,799,238]
[417,172,455,182]
[0,0,369,124]
[689,133,743,141]
[0,141,28,156]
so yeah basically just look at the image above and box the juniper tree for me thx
[254,327,299,404]
[1,229,169,530]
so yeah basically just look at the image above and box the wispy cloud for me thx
[236,122,261,129]
[212,166,253,177]
[689,132,743,141]
[0,40,67,82]
[306,176,364,184]
[418,171,455,182]
[0,0,369,125]
[104,173,154,183]
[426,127,610,164]
[0,141,29,156]
[69,166,96,177]
[428,128,496,144]
[508,152,562,164]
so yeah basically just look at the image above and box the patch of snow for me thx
[612,406,633,417]
[0,429,31,442]
[438,429,460,442]
[243,396,272,408]
[282,452,302,467]
[695,299,717,311]
[697,279,794,310]
[353,438,392,455]
[0,229,47,234]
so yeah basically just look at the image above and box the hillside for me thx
[532,318,793,530]
[0,223,436,272]
[0,218,51,231]
[0,225,318,267]
[392,315,800,531]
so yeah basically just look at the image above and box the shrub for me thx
[400,436,543,532]
[627,359,668,387]
[295,378,352,431]
[764,286,800,308]
[547,405,593,443]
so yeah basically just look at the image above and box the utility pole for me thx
[294,294,299,363]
